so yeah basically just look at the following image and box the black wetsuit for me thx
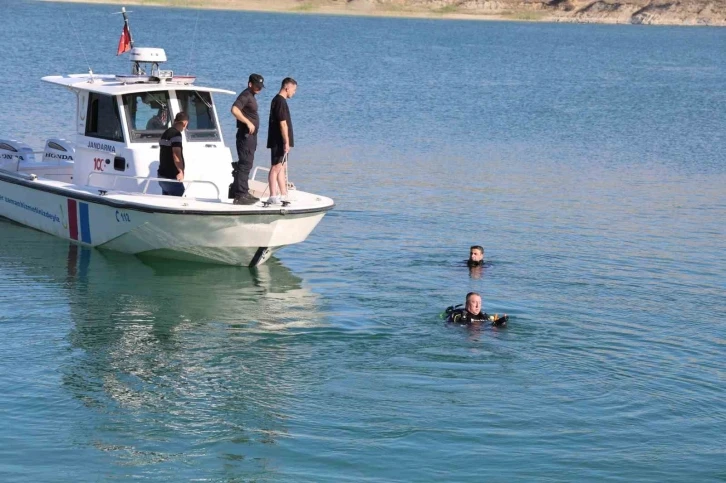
[447,308,507,327]
[467,260,485,268]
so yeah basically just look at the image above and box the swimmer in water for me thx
[467,245,484,267]
[445,292,507,327]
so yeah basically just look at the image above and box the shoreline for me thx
[43,0,726,27]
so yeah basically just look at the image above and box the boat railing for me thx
[0,167,37,180]
[86,172,222,199]
[251,165,297,191]
[251,166,269,181]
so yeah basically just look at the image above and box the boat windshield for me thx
[176,90,220,142]
[122,92,171,143]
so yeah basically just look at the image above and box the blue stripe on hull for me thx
[79,202,92,244]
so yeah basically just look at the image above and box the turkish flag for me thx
[116,24,131,56]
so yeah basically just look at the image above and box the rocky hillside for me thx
[340,0,726,25]
[54,0,726,25]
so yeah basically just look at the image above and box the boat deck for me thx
[0,169,334,216]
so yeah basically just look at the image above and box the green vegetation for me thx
[502,10,547,20]
[378,3,408,13]
[435,4,459,15]
[292,1,316,12]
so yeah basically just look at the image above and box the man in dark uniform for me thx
[230,73,265,205]
[157,112,189,197]
[446,292,508,327]
[266,77,297,204]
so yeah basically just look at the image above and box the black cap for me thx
[249,73,264,89]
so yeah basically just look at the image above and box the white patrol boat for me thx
[0,10,333,267]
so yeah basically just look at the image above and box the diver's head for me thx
[465,292,481,315]
[469,245,484,264]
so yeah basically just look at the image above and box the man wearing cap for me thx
[230,73,264,205]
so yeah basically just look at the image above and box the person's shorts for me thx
[270,148,286,166]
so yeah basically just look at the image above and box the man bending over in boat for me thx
[157,112,189,197]
[446,292,507,327]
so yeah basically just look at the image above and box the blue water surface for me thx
[0,0,725,481]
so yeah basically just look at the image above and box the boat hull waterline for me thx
[0,171,331,266]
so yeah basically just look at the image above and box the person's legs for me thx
[268,164,281,197]
[169,182,185,197]
[276,165,288,198]
[269,150,287,200]
[234,133,256,199]
[158,180,185,197]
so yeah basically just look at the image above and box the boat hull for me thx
[0,173,329,266]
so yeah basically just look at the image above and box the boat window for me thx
[85,93,124,143]
[122,91,171,143]
[176,90,220,142]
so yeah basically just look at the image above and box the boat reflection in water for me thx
[1,219,327,476]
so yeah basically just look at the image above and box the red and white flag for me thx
[116,24,131,56]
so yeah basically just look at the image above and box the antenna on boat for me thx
[114,7,142,75]
[65,11,95,82]
[186,8,201,75]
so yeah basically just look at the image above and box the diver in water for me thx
[466,245,488,279]
[467,245,485,267]
[445,292,508,327]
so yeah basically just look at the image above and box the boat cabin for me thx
[1,48,235,200]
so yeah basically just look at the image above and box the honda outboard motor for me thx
[0,139,35,171]
[42,138,75,163]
